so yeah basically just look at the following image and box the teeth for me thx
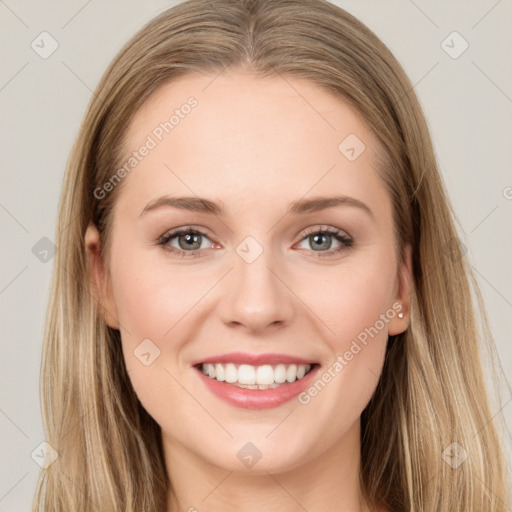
[200,362,312,387]
[286,364,297,382]
[225,363,237,383]
[215,363,225,382]
[238,364,256,384]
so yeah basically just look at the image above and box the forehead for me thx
[114,69,391,222]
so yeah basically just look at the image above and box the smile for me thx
[200,362,313,389]
[192,352,321,409]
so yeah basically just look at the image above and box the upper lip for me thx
[192,352,318,366]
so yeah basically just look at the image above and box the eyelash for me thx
[157,225,354,258]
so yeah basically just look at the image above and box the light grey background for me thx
[1,1,511,510]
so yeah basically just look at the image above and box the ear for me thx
[387,243,413,336]
[84,222,120,330]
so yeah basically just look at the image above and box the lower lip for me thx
[195,365,320,410]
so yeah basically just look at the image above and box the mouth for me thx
[195,362,317,390]
[192,353,321,409]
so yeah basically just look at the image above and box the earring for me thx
[398,312,404,319]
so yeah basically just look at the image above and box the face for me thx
[86,68,411,475]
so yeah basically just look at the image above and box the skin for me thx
[86,68,412,512]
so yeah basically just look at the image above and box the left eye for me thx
[159,229,213,253]
[295,230,351,253]
[301,231,341,250]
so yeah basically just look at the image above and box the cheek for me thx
[112,271,192,432]
[110,247,207,345]
[112,267,172,348]
[107,250,191,414]
[305,256,396,347]
[297,254,396,409]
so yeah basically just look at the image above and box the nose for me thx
[218,243,296,334]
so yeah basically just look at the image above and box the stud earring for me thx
[398,312,404,319]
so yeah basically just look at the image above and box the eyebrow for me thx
[139,194,374,219]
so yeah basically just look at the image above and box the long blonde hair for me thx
[33,0,510,510]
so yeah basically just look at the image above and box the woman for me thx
[33,0,510,510]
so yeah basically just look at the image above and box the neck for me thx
[164,421,382,512]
